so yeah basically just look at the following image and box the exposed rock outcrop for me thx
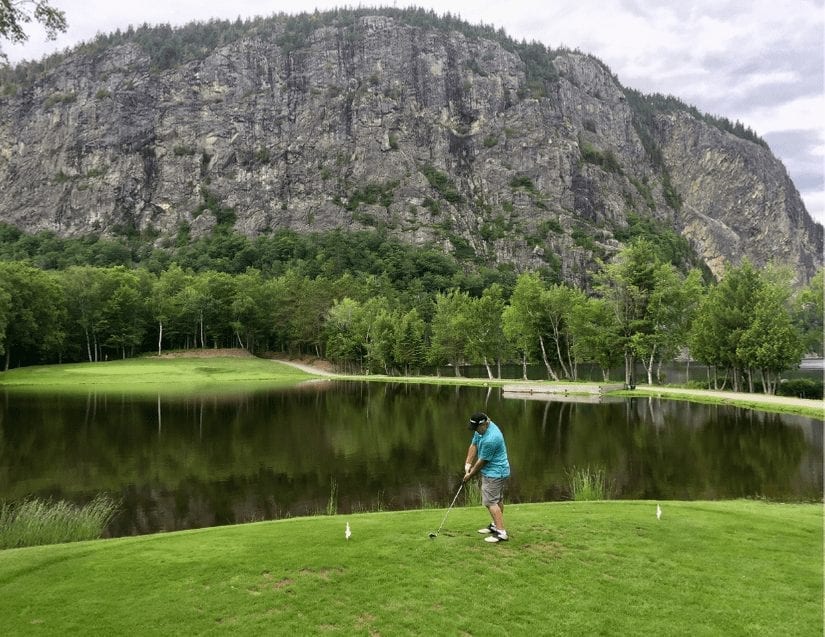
[0,13,820,283]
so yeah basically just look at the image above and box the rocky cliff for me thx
[0,12,821,283]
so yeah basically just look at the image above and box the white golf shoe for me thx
[484,530,509,543]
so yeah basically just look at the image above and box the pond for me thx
[0,381,821,538]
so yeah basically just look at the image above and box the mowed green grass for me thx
[0,501,820,636]
[0,357,311,395]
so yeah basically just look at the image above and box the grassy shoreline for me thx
[0,500,820,635]
[0,356,313,396]
[0,355,821,417]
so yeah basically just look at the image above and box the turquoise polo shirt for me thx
[471,421,510,478]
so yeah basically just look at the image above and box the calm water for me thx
[0,382,821,537]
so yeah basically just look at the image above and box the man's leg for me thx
[488,502,504,532]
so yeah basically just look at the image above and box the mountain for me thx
[0,9,821,284]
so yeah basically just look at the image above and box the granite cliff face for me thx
[0,13,821,283]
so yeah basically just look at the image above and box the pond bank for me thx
[273,358,824,418]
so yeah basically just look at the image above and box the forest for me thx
[0,225,821,397]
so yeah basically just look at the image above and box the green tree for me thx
[737,275,804,394]
[393,308,425,375]
[569,298,623,381]
[794,269,823,356]
[502,276,540,380]
[596,239,660,386]
[544,284,587,380]
[98,269,148,359]
[151,265,192,354]
[230,269,272,353]
[365,305,397,374]
[0,284,10,359]
[59,266,105,362]
[0,0,67,63]
[325,297,366,371]
[197,270,236,348]
[689,260,763,391]
[504,272,562,380]
[632,266,703,384]
[428,289,472,376]
[288,275,335,357]
[466,283,508,379]
[0,261,64,369]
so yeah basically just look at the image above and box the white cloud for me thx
[740,94,825,137]
[801,191,825,226]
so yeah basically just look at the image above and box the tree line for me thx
[0,238,820,395]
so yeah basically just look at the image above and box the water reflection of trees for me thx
[0,385,820,536]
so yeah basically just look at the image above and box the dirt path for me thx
[271,358,338,376]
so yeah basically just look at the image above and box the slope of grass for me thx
[0,357,311,396]
[0,501,820,635]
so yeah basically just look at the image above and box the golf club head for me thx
[428,532,437,539]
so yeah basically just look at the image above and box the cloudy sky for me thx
[5,0,824,225]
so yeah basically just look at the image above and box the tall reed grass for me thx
[325,479,338,515]
[567,466,611,501]
[0,495,119,549]
[463,480,482,507]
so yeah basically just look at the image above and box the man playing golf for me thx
[463,412,510,543]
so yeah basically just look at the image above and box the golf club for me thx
[428,481,464,538]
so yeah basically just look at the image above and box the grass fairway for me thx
[0,357,312,395]
[0,501,820,635]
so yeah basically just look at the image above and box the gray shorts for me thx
[481,476,508,507]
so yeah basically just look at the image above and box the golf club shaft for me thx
[433,482,464,535]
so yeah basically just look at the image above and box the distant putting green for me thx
[0,501,820,635]
[0,357,312,395]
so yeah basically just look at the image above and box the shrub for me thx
[420,164,462,204]
[346,181,398,211]
[422,197,441,215]
[629,177,655,210]
[254,147,271,164]
[662,173,683,211]
[571,227,596,251]
[776,378,823,400]
[580,139,622,174]
[540,218,563,234]
[509,175,537,192]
